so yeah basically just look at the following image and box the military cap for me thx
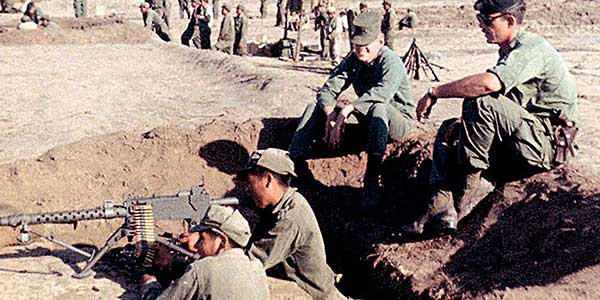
[221,3,231,11]
[239,148,297,177]
[190,205,252,247]
[351,11,382,46]
[236,4,245,11]
[359,2,367,9]
[474,0,524,14]
[21,15,32,22]
[191,0,200,3]
[139,1,150,8]
[382,0,392,5]
[38,13,50,20]
[327,6,336,13]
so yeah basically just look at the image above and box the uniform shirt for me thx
[234,15,248,42]
[218,14,235,43]
[248,188,342,300]
[18,21,38,30]
[144,9,169,32]
[317,46,415,119]
[487,30,577,122]
[381,9,396,34]
[143,248,269,300]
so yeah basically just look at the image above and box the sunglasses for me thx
[476,13,506,26]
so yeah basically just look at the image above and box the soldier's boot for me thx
[360,154,383,210]
[454,171,495,221]
[401,188,456,235]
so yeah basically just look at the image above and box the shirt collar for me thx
[270,187,295,215]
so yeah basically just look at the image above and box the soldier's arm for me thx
[350,55,406,114]
[317,57,353,111]
[144,14,153,29]
[241,17,249,40]
[487,44,546,95]
[247,219,299,269]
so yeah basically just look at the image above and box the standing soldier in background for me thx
[214,4,235,54]
[260,0,266,18]
[275,0,284,26]
[234,4,248,56]
[140,2,171,42]
[322,6,341,65]
[399,8,417,30]
[178,0,191,19]
[181,0,199,45]
[73,0,86,17]
[381,0,396,50]
[193,0,212,49]
[212,0,219,19]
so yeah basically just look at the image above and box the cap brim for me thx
[189,224,211,233]
[352,32,378,46]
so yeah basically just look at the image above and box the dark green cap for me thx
[474,0,524,14]
[351,11,381,46]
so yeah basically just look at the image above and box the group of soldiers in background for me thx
[141,0,247,55]
[17,1,59,30]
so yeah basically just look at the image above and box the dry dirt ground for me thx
[0,0,599,299]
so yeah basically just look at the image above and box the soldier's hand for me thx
[179,231,200,253]
[141,274,158,285]
[416,93,437,121]
[328,112,346,149]
[323,106,336,145]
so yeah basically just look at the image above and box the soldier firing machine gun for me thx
[0,184,238,278]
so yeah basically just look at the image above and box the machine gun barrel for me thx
[0,201,128,227]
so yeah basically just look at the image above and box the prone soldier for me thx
[140,205,269,300]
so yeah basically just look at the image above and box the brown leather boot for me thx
[401,188,457,235]
[455,171,495,221]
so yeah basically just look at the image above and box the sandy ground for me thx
[0,0,599,299]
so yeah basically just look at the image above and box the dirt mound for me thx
[0,17,150,45]
[1,118,596,299]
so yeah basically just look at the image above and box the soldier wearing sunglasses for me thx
[403,0,578,236]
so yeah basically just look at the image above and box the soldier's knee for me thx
[462,95,496,121]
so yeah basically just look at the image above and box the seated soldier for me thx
[238,148,348,300]
[18,15,38,30]
[289,11,415,209]
[38,14,60,29]
[140,205,269,300]
[402,0,578,236]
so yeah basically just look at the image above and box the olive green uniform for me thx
[381,9,396,50]
[141,248,269,300]
[429,30,577,215]
[144,9,171,42]
[247,188,345,300]
[289,46,415,159]
[214,14,235,54]
[234,14,248,55]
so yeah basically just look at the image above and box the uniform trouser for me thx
[260,0,266,18]
[234,37,246,55]
[192,28,211,49]
[178,0,190,18]
[383,32,394,50]
[275,1,284,26]
[429,95,555,212]
[215,40,234,54]
[289,102,412,159]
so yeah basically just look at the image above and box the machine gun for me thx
[0,184,239,278]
